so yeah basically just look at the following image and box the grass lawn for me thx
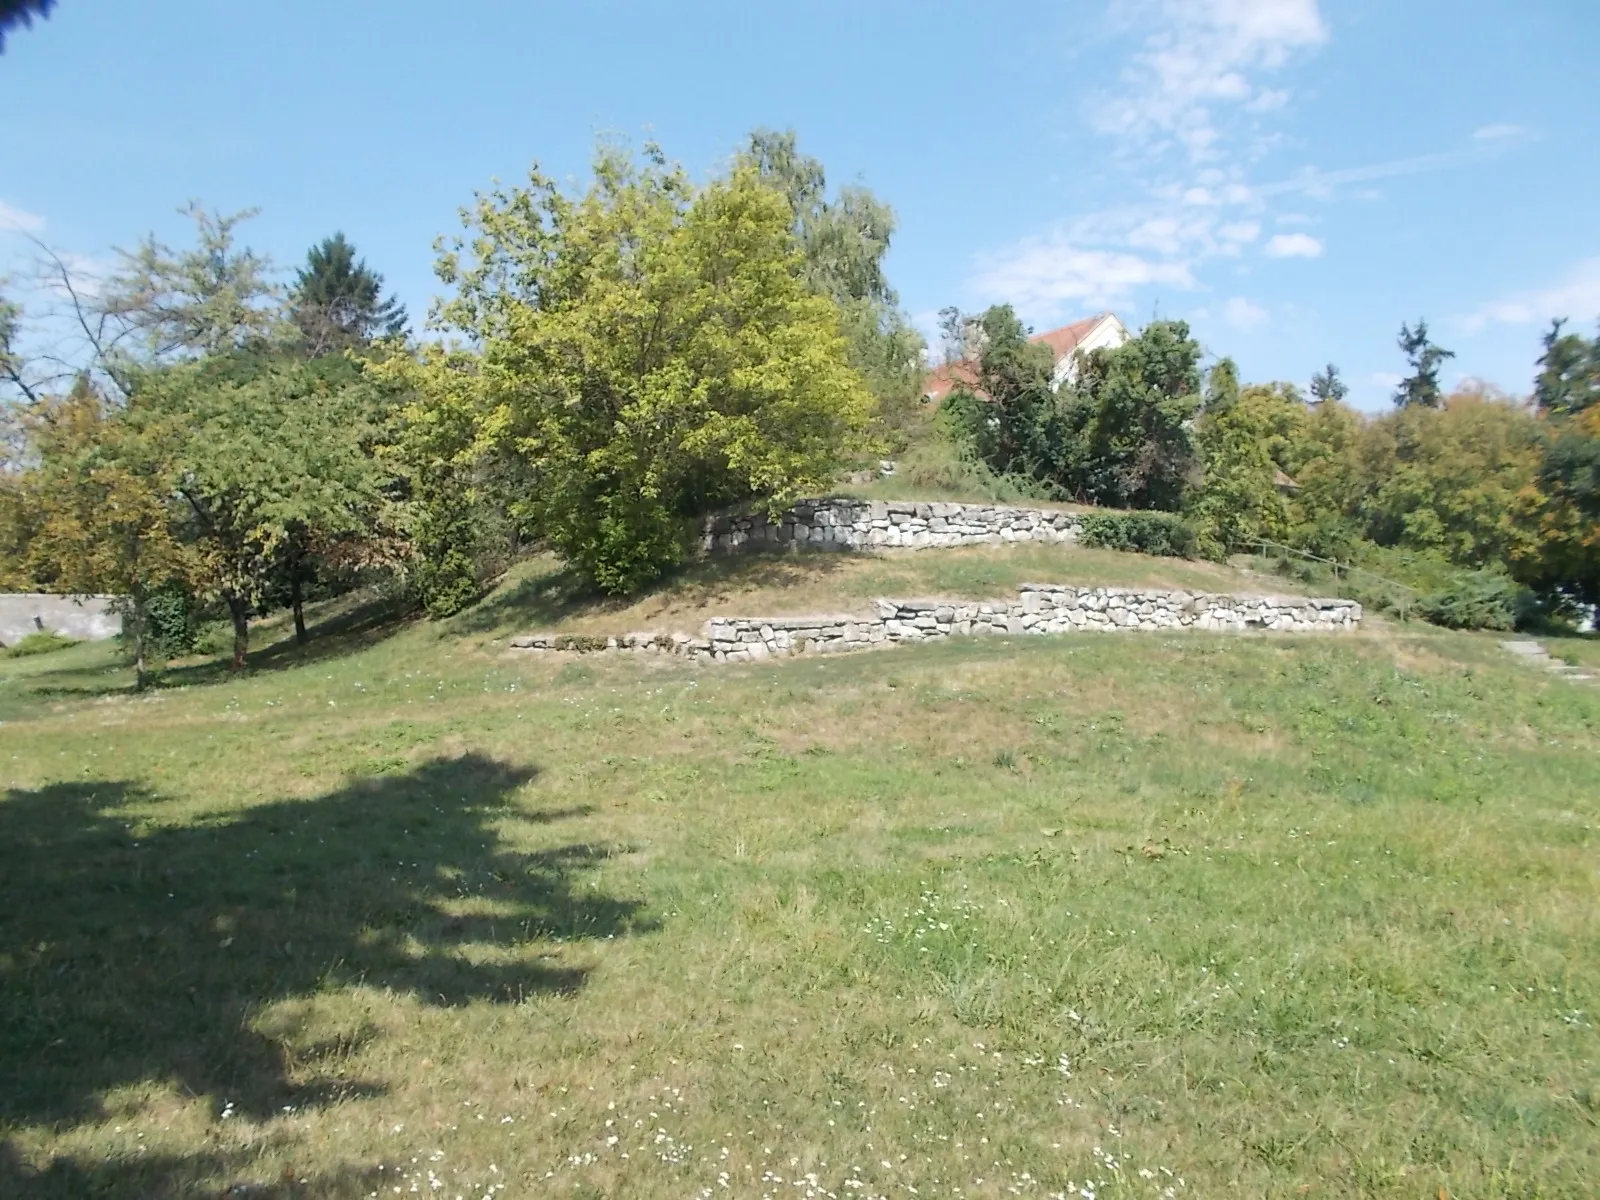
[1,551,1597,1198]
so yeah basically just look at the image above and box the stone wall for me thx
[0,593,122,646]
[701,498,1082,553]
[511,585,1361,663]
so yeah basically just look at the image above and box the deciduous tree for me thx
[382,142,875,598]
[1064,320,1204,510]
[134,354,392,667]
[6,380,191,686]
[740,131,925,447]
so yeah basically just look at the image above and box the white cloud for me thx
[1264,232,1323,258]
[1218,220,1261,245]
[1094,0,1327,161]
[973,237,1195,316]
[1461,258,1600,332]
[1472,122,1524,141]
[0,200,45,234]
[1224,296,1270,331]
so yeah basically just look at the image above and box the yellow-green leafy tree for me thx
[380,142,876,600]
[7,380,192,686]
[1188,363,1301,557]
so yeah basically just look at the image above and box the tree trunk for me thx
[227,596,250,671]
[131,592,148,692]
[291,571,307,645]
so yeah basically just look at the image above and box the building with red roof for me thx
[923,312,1129,402]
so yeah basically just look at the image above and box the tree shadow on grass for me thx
[0,1138,381,1199]
[0,754,650,1194]
[7,593,420,719]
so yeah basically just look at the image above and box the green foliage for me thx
[1189,365,1295,556]
[1413,570,1527,631]
[1533,318,1600,416]
[102,205,283,372]
[132,352,395,664]
[1077,510,1198,558]
[740,130,926,449]
[1358,388,1544,568]
[410,485,485,618]
[391,140,876,595]
[940,305,1061,485]
[1523,404,1600,608]
[289,233,409,355]
[141,582,200,660]
[3,377,193,684]
[1309,362,1347,404]
[884,431,1057,505]
[1393,320,1455,409]
[1063,319,1203,509]
[3,629,78,657]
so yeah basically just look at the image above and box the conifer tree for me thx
[289,233,408,354]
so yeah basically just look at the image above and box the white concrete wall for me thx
[0,594,123,646]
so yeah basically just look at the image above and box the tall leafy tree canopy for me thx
[101,204,282,375]
[739,130,925,446]
[1066,320,1204,510]
[289,233,409,354]
[379,141,876,598]
[940,305,1059,483]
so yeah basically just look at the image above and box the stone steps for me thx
[1500,639,1598,684]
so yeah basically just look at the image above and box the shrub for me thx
[4,630,80,658]
[1413,571,1529,631]
[1078,511,1199,559]
[142,584,200,660]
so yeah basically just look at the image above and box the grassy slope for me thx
[1,546,1597,1199]
[464,545,1306,640]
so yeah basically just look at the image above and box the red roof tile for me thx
[923,313,1111,401]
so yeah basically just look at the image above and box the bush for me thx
[1413,571,1529,631]
[1078,511,1199,559]
[143,585,200,660]
[4,630,80,658]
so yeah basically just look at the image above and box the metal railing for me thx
[1244,538,1420,621]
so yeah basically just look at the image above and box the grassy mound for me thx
[1,546,1596,1197]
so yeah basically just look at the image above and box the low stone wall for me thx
[0,593,122,646]
[701,498,1082,552]
[511,585,1361,663]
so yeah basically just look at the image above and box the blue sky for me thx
[3,0,1597,408]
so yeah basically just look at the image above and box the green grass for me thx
[1,554,1597,1198]
[461,544,1304,641]
[1546,631,1600,671]
[2,631,82,658]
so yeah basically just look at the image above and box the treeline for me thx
[3,131,1596,678]
[0,135,926,680]
[932,308,1599,627]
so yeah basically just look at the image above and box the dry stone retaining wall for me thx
[511,585,1361,663]
[701,498,1082,552]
